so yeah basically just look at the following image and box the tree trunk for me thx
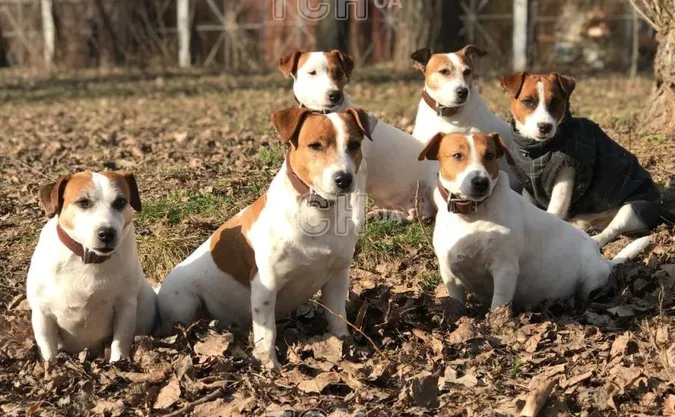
[640,24,675,135]
[394,0,443,70]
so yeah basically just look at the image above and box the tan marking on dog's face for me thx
[436,133,472,182]
[422,51,474,107]
[210,194,266,287]
[510,74,567,126]
[424,54,454,91]
[284,50,353,111]
[471,134,502,179]
[100,171,140,229]
[505,73,575,141]
[58,172,96,231]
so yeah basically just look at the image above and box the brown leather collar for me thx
[422,90,461,118]
[286,153,334,208]
[57,223,112,264]
[437,179,482,215]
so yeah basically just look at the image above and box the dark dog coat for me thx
[509,117,661,227]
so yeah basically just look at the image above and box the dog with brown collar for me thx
[27,171,157,367]
[420,132,651,310]
[157,107,374,369]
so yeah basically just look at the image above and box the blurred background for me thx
[0,0,658,74]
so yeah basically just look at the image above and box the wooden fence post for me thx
[41,0,55,68]
[178,0,190,68]
[512,0,528,71]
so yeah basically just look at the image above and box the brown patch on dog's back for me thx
[210,194,267,288]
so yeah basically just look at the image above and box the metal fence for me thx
[0,0,655,72]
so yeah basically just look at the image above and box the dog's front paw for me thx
[109,349,130,363]
[328,323,350,339]
[591,234,608,248]
[253,347,281,371]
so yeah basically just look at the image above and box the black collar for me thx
[437,179,482,215]
[294,96,338,115]
[285,153,334,208]
[422,90,462,118]
[509,118,565,159]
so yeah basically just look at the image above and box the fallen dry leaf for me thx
[520,377,558,417]
[297,372,341,394]
[193,332,233,358]
[153,376,181,410]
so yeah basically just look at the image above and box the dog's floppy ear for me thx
[39,174,71,218]
[418,133,445,161]
[271,107,313,144]
[278,50,305,78]
[555,73,576,99]
[411,48,432,72]
[345,107,376,141]
[459,44,487,59]
[501,72,527,99]
[488,133,515,166]
[330,50,354,79]
[119,172,142,212]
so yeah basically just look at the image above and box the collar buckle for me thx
[448,198,479,214]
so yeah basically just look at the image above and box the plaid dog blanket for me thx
[509,117,661,227]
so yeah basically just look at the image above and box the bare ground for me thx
[0,68,674,416]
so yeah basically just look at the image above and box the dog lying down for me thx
[501,72,661,248]
[420,132,651,310]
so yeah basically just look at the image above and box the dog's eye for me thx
[335,69,344,79]
[522,98,536,108]
[347,141,361,150]
[112,197,127,211]
[463,68,472,76]
[452,153,464,161]
[308,143,324,151]
[75,198,92,209]
[485,152,495,161]
[439,68,451,76]
[549,98,560,108]
[308,70,317,76]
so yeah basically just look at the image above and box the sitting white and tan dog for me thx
[500,72,661,247]
[410,46,521,191]
[27,171,157,366]
[157,107,373,369]
[278,49,436,221]
[419,132,650,310]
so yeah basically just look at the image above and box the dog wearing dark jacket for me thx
[500,72,661,248]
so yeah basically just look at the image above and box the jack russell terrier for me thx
[157,107,374,369]
[501,72,661,248]
[419,132,651,310]
[278,49,436,221]
[27,171,157,367]
[410,46,522,191]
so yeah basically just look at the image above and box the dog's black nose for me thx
[537,123,553,134]
[471,176,489,193]
[328,90,343,104]
[334,172,353,190]
[97,227,116,244]
[456,87,469,100]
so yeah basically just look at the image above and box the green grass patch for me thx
[418,271,442,293]
[137,191,231,226]
[642,133,668,145]
[356,219,431,264]
[257,144,285,167]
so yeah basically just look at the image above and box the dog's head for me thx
[272,106,374,200]
[411,45,487,108]
[501,72,576,141]
[418,132,513,201]
[278,50,354,112]
[39,171,142,255]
